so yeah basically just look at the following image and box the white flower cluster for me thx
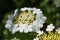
[5,7,47,34]
[46,23,55,31]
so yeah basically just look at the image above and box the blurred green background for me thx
[0,0,60,40]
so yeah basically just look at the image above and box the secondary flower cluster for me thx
[33,23,55,40]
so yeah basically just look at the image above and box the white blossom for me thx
[5,24,11,29]
[27,25,33,32]
[6,20,12,24]
[36,30,43,36]
[24,29,29,33]
[27,8,32,11]
[8,14,14,20]
[14,9,18,16]
[11,27,19,34]
[46,23,55,31]
[18,26,24,32]
[21,7,28,11]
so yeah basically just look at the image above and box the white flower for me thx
[24,29,29,33]
[27,25,33,32]
[5,24,11,28]
[27,8,32,11]
[56,27,60,34]
[12,27,19,34]
[18,24,33,33]
[5,7,47,34]
[32,7,37,11]
[18,27,24,32]
[41,16,47,22]
[14,9,18,16]
[36,30,43,36]
[8,14,14,20]
[18,24,28,33]
[21,7,28,11]
[33,8,42,14]
[11,37,19,40]
[46,28,53,32]
[33,37,39,40]
[6,20,12,24]
[46,23,55,31]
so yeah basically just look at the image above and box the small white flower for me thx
[11,29,16,34]
[33,10,37,14]
[27,8,32,11]
[21,7,28,11]
[37,9,41,12]
[33,10,42,14]
[18,25,24,32]
[36,30,43,36]
[24,29,29,33]
[8,14,14,20]
[32,7,37,11]
[56,27,60,34]
[6,20,12,24]
[14,24,18,27]
[14,9,18,16]
[46,28,53,32]
[41,16,47,21]
[27,25,33,32]
[18,24,33,33]
[46,23,55,31]
[33,37,39,40]
[5,24,11,28]
[18,27,24,32]
[11,26,19,34]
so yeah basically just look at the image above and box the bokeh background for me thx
[0,0,60,40]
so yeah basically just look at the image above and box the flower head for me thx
[5,7,47,34]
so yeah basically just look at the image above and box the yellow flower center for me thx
[13,11,36,24]
[39,32,60,40]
